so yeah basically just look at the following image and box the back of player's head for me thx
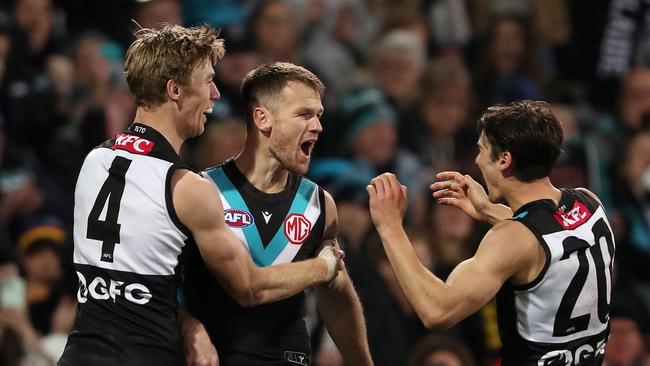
[124,23,224,108]
[241,62,324,129]
[478,100,563,182]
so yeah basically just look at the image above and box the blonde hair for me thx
[124,23,225,107]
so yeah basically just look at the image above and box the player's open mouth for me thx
[204,106,213,115]
[300,140,315,157]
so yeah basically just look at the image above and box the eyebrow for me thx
[296,106,324,115]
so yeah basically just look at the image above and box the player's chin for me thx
[291,160,310,176]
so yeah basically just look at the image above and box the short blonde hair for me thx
[124,24,225,107]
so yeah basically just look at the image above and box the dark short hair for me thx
[478,100,563,182]
[241,62,325,129]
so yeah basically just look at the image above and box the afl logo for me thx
[284,214,312,245]
[224,209,254,227]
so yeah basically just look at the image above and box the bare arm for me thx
[368,173,538,328]
[315,191,373,366]
[173,169,342,307]
[178,308,218,366]
[431,171,512,225]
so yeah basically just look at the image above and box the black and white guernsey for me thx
[59,123,189,366]
[498,189,616,366]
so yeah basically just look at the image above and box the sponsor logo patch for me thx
[112,134,154,155]
[224,209,254,228]
[76,271,152,305]
[284,351,309,365]
[554,201,592,230]
[284,214,311,245]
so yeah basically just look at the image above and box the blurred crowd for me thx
[0,0,649,365]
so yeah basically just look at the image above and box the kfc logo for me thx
[284,214,312,245]
[113,134,154,155]
[554,201,592,230]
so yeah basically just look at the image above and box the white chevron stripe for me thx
[272,186,321,265]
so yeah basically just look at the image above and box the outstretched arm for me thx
[368,173,536,328]
[431,171,512,225]
[173,169,343,307]
[315,191,373,366]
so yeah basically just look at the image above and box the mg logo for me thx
[284,214,312,245]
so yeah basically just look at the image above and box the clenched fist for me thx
[366,173,408,231]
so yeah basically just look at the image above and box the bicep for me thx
[192,221,254,290]
[441,223,534,325]
[441,257,507,324]
[173,172,254,291]
[322,190,338,240]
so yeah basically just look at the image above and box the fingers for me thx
[435,171,464,183]
[436,197,462,208]
[319,245,345,281]
[369,173,402,196]
[431,172,472,200]
[385,173,400,192]
[336,249,346,271]
[366,184,376,200]
[464,174,481,189]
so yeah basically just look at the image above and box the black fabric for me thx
[58,264,183,366]
[183,159,326,364]
[498,189,609,366]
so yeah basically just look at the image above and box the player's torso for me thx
[497,188,615,366]
[183,160,325,365]
[60,124,188,366]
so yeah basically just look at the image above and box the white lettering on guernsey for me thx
[76,271,152,305]
[113,134,154,154]
[537,335,607,365]
[132,139,151,153]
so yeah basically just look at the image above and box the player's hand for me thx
[183,319,219,366]
[366,173,408,231]
[317,240,345,282]
[430,171,491,221]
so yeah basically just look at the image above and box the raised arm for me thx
[431,171,512,225]
[172,169,343,307]
[368,173,539,328]
[314,191,373,366]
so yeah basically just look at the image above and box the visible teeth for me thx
[204,108,213,114]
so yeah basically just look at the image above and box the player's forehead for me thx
[277,81,323,110]
[191,58,215,79]
[477,132,489,149]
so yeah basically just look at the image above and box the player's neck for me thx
[234,144,289,194]
[503,177,562,213]
[133,107,183,154]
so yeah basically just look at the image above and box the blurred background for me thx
[0,0,649,365]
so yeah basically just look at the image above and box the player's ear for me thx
[253,107,273,133]
[498,151,513,172]
[166,79,181,101]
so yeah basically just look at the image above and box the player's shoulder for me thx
[476,219,540,273]
[574,187,604,207]
[172,169,218,204]
[484,219,538,251]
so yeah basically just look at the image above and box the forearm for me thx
[178,307,201,337]
[251,258,329,305]
[482,203,513,225]
[376,224,451,328]
[316,279,373,366]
